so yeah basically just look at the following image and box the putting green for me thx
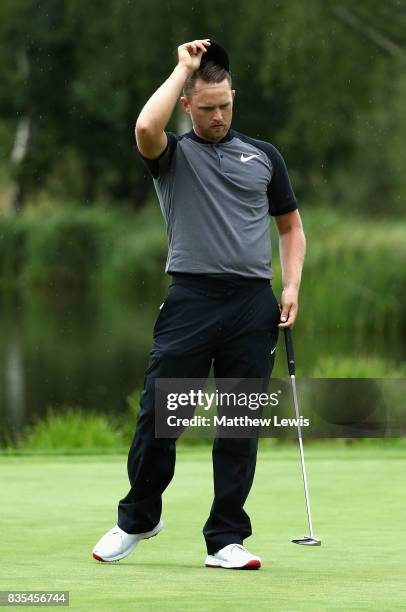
[1,446,405,611]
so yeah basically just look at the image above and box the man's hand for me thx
[278,286,298,328]
[177,39,211,74]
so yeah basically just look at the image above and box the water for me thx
[0,290,399,446]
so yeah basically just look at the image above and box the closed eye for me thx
[198,103,231,111]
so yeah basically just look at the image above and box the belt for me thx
[170,272,270,293]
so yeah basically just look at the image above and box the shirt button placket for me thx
[213,145,224,170]
[213,144,222,168]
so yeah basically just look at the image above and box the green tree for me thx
[0,0,405,213]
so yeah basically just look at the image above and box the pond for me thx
[0,288,400,446]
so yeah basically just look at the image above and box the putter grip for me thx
[284,327,296,376]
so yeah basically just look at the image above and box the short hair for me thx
[183,61,232,100]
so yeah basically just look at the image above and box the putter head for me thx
[292,536,321,546]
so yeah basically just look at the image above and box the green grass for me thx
[1,446,405,611]
[20,406,123,451]
[311,356,406,378]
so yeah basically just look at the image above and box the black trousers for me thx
[117,273,280,554]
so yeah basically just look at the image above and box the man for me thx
[92,39,306,570]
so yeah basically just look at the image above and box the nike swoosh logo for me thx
[271,347,277,355]
[240,153,261,162]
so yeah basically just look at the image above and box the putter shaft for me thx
[284,327,321,546]
[290,373,315,539]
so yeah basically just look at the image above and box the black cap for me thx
[200,39,230,72]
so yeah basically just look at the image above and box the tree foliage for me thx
[0,0,405,213]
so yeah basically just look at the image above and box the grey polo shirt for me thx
[138,128,298,280]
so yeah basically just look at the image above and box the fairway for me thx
[1,446,405,611]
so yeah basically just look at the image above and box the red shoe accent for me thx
[205,559,261,570]
[241,559,261,569]
[93,553,106,562]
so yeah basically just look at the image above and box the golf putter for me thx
[284,327,321,546]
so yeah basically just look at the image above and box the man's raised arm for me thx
[135,39,211,159]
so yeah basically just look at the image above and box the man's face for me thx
[181,78,235,143]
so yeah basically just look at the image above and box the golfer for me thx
[93,39,306,569]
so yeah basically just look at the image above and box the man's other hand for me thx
[177,39,211,73]
[278,286,298,328]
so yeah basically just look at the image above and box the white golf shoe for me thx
[205,544,261,570]
[92,520,163,562]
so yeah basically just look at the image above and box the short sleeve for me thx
[267,146,298,216]
[136,131,178,179]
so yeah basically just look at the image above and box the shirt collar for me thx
[186,128,234,144]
